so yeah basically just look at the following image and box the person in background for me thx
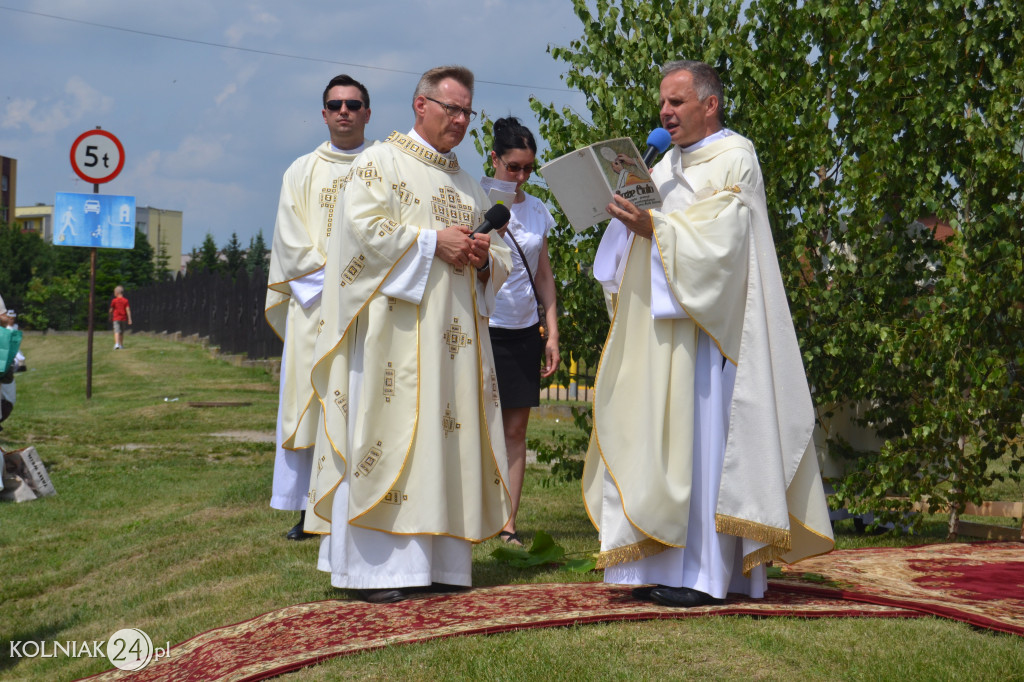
[108,286,132,350]
[0,295,23,431]
[486,116,560,546]
[265,74,374,541]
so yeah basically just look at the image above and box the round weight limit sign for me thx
[70,129,125,184]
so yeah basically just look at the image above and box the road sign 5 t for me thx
[70,129,125,184]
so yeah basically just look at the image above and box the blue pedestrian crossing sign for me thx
[53,192,136,249]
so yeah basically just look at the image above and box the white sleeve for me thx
[650,246,688,319]
[380,230,437,304]
[593,219,631,294]
[289,267,325,308]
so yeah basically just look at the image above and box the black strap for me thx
[504,227,544,314]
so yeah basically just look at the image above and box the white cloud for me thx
[0,76,112,134]
[163,134,228,175]
[215,83,238,107]
[1,98,40,130]
[223,7,280,45]
[134,150,163,179]
[64,75,114,117]
[215,63,259,107]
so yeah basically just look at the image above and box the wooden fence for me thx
[130,267,282,360]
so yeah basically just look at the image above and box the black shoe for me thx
[286,511,315,541]
[358,588,409,604]
[498,530,524,546]
[650,586,724,608]
[426,582,468,594]
[630,585,662,601]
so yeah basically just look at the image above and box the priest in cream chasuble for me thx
[585,62,833,606]
[266,75,374,526]
[266,142,367,455]
[309,110,513,590]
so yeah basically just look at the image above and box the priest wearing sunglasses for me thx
[266,74,375,542]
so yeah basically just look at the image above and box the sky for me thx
[0,1,590,253]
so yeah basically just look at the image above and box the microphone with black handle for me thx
[641,127,672,169]
[470,203,511,238]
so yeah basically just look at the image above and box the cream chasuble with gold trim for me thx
[584,134,833,575]
[266,141,369,451]
[309,131,513,542]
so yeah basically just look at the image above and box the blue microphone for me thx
[642,128,672,168]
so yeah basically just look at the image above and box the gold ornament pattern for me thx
[443,318,472,359]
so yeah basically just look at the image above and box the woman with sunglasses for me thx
[486,116,560,546]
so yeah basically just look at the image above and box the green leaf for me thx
[564,558,599,572]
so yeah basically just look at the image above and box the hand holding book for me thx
[539,130,670,232]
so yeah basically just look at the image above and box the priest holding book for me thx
[584,60,834,607]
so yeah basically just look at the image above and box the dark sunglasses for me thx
[325,99,364,112]
[497,157,537,175]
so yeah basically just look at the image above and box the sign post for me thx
[66,127,128,399]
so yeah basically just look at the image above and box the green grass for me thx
[2,332,1022,681]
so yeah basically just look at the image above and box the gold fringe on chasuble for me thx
[741,544,780,576]
[715,514,792,550]
[595,538,669,570]
[716,513,792,575]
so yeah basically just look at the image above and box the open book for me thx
[539,137,662,232]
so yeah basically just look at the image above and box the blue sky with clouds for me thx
[0,1,589,252]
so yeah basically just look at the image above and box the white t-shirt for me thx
[490,194,555,329]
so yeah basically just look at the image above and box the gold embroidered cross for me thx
[392,180,420,207]
[490,368,500,408]
[354,161,380,187]
[320,177,343,238]
[341,255,365,287]
[442,403,461,438]
[383,362,395,403]
[431,186,475,228]
[443,318,472,358]
[355,441,383,478]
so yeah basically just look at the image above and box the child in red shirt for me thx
[109,286,132,350]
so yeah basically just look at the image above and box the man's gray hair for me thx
[413,65,475,101]
[661,60,724,111]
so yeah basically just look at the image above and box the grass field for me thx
[1,332,1021,681]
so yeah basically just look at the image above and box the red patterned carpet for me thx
[83,542,1022,682]
[774,541,1024,637]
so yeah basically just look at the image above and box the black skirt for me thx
[489,323,542,409]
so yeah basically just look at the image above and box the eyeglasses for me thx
[497,157,536,175]
[325,99,364,112]
[424,96,477,122]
